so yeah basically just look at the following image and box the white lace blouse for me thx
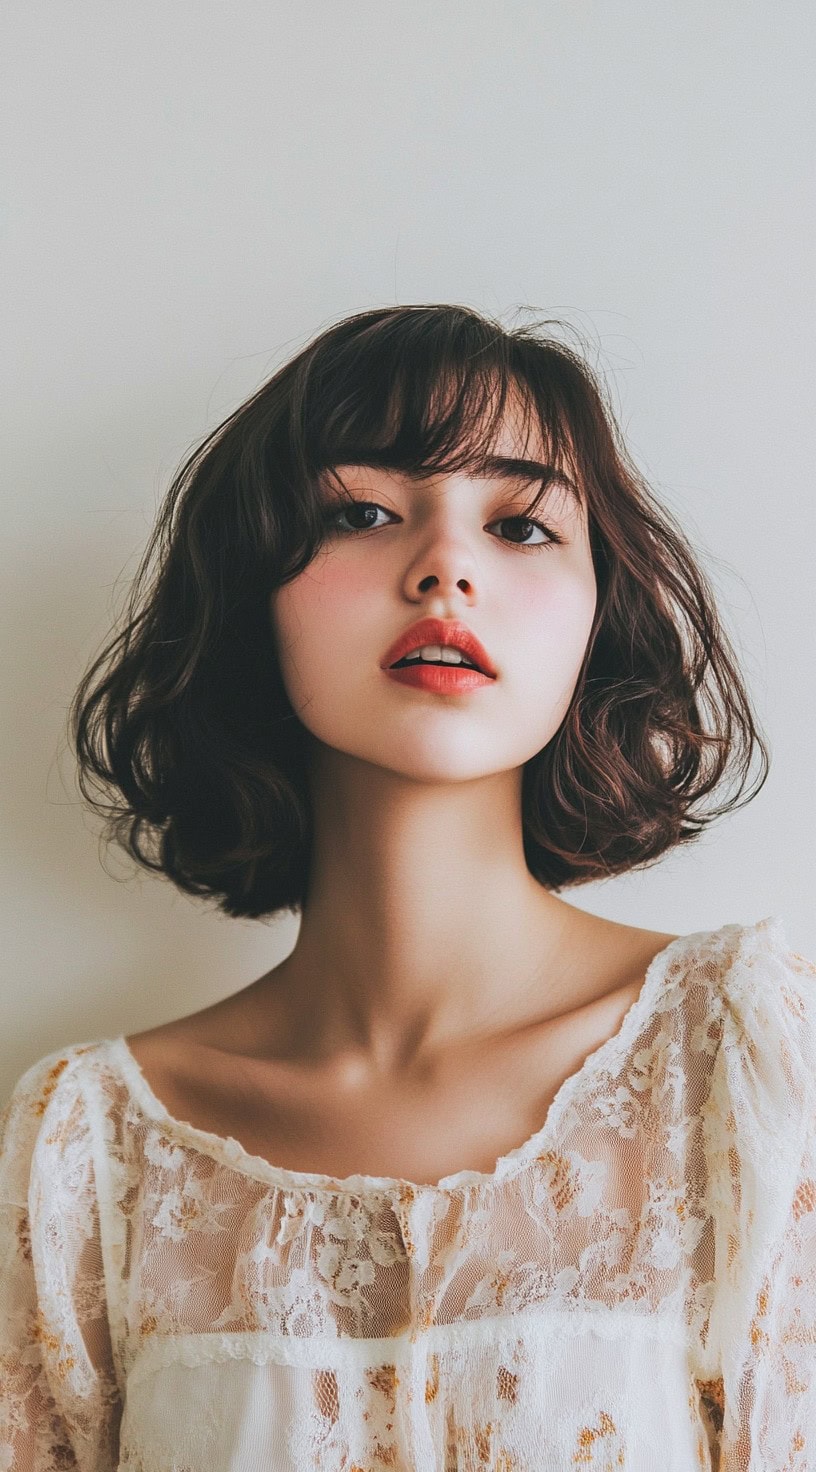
[1,915,815,1471]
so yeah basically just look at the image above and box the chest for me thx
[127,981,639,1187]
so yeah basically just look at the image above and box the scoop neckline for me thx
[108,916,784,1197]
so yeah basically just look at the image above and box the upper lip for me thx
[382,618,497,677]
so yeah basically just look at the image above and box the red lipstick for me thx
[381,618,496,678]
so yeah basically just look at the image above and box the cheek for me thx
[514,565,597,709]
[270,562,367,686]
[520,562,596,654]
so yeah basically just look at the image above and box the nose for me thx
[406,522,478,603]
[400,479,486,604]
[416,570,473,597]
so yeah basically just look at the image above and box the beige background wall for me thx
[2,1,813,1099]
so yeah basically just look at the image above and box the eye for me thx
[491,515,563,550]
[323,501,391,533]
[322,501,564,550]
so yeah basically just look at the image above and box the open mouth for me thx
[381,621,496,678]
[390,656,482,671]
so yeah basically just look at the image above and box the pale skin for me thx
[126,389,679,1186]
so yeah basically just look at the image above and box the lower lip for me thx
[385,663,494,692]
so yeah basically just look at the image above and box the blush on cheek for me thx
[272,561,372,683]
[319,560,375,610]
[309,565,388,661]
[521,571,595,642]
[292,558,367,623]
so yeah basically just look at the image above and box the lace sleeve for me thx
[715,1110,816,1470]
[705,932,816,1469]
[0,1048,122,1471]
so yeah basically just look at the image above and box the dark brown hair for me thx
[69,303,770,919]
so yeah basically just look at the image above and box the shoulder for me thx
[1,1038,114,1120]
[644,914,815,1048]
[699,917,816,1356]
[701,915,815,1228]
[634,915,816,1157]
[0,1039,115,1207]
[704,915,816,1076]
[684,915,816,1130]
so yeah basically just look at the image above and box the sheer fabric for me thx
[1,916,814,1470]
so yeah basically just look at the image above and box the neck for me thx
[276,743,580,1079]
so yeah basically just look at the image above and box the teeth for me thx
[403,644,479,668]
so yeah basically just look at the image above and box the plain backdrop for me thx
[1,1,814,1101]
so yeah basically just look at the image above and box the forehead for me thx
[322,369,586,521]
[488,385,547,455]
[442,381,580,502]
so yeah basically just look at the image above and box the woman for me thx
[1,304,814,1469]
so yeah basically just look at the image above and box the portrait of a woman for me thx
[1,303,814,1468]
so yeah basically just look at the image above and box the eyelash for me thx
[321,502,565,552]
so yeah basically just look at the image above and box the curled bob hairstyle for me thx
[71,303,770,919]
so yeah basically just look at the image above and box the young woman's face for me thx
[269,396,598,784]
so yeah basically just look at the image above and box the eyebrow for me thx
[333,454,581,504]
[470,455,580,502]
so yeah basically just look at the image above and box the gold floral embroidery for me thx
[397,1182,417,1257]
[33,1057,69,1116]
[425,1350,440,1403]
[749,1275,772,1350]
[497,1364,519,1403]
[367,1362,399,1401]
[32,1309,61,1353]
[371,1442,398,1465]
[15,1207,32,1263]
[473,1420,496,1459]
[571,1409,625,1465]
[535,1150,579,1212]
[792,1176,816,1221]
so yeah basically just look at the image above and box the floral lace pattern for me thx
[1,917,814,1469]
